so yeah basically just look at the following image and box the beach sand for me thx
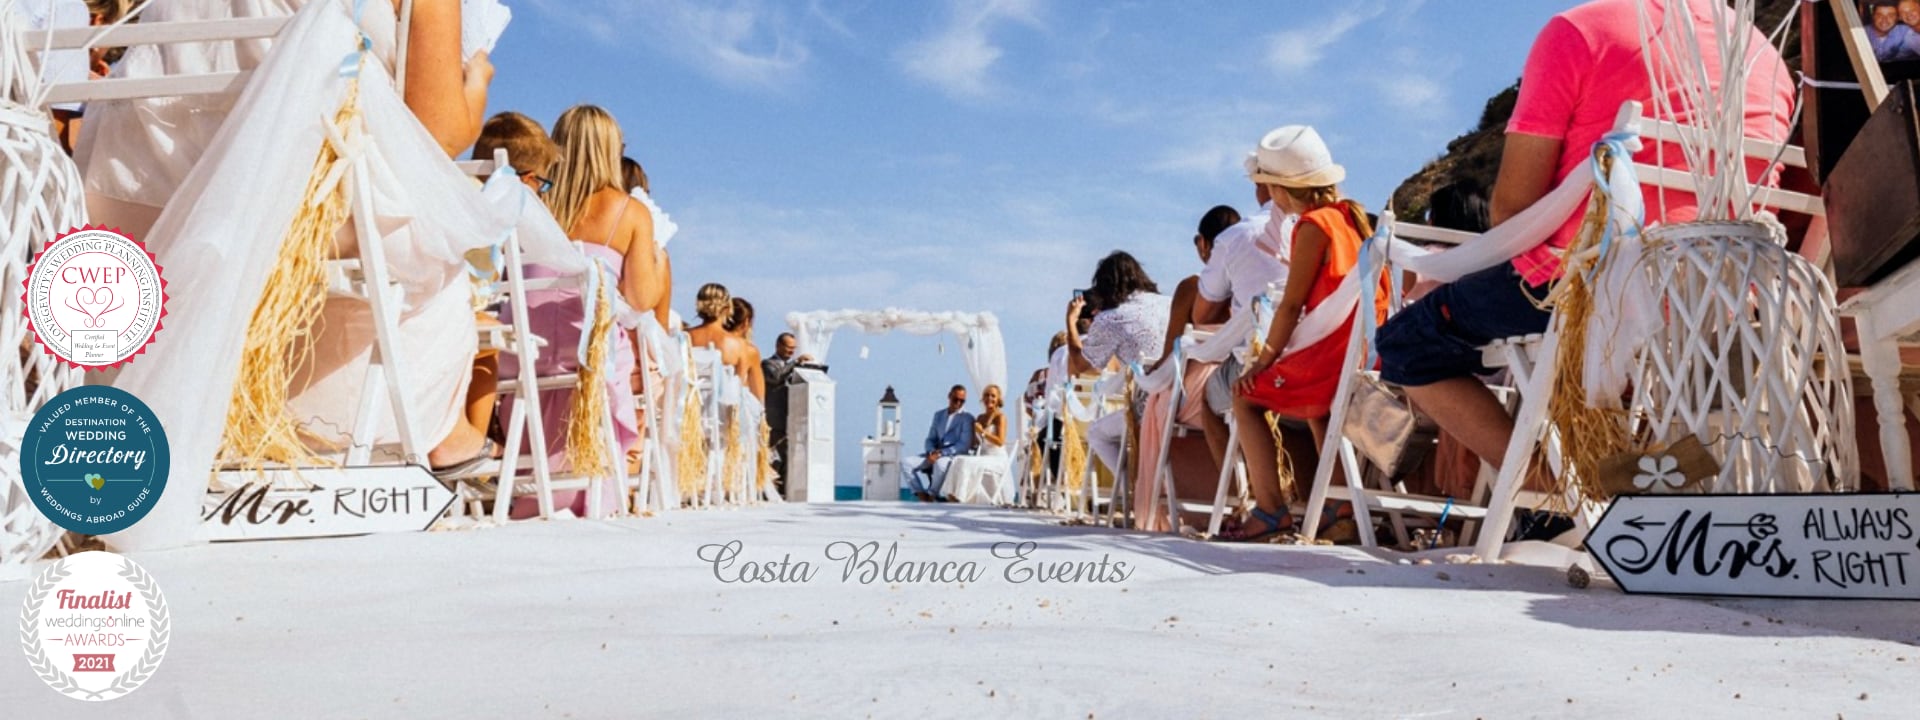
[4,502,1917,718]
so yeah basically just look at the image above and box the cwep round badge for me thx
[18,551,170,701]
[20,385,169,535]
[23,226,168,370]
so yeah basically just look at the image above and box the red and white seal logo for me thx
[22,226,167,370]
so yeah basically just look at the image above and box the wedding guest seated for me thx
[1195,177,1295,451]
[1221,125,1389,541]
[498,105,657,514]
[725,297,768,401]
[1155,205,1238,366]
[1426,179,1490,233]
[1022,331,1067,410]
[1903,0,1920,35]
[464,110,562,459]
[1373,0,1792,507]
[77,0,493,238]
[1069,252,1171,477]
[687,283,756,387]
[1127,205,1252,531]
[1870,1,1920,62]
[621,156,675,327]
[904,385,977,502]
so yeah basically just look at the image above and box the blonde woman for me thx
[687,283,744,360]
[495,104,657,516]
[545,105,670,325]
[944,385,1011,504]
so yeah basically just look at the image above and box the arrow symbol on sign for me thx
[1711,514,1779,540]
[1623,516,1666,531]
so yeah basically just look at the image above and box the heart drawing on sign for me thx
[64,286,125,329]
[84,473,104,490]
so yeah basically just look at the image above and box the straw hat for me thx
[1244,125,1346,188]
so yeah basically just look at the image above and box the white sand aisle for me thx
[4,503,1917,718]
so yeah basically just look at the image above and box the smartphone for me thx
[1073,290,1084,301]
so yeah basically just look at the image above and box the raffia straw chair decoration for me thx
[1539,141,1637,506]
[562,267,616,479]
[721,406,745,503]
[1,2,86,572]
[218,54,369,473]
[1568,0,1857,496]
[757,420,776,496]
[1057,410,1088,501]
[674,382,706,502]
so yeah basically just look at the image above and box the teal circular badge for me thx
[20,386,169,535]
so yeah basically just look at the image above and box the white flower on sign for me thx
[1631,454,1685,491]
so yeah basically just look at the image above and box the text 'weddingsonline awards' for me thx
[22,226,167,369]
[18,551,170,701]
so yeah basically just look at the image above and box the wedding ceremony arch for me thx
[785,309,1008,392]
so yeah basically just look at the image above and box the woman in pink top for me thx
[1374,0,1794,476]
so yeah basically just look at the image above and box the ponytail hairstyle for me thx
[695,283,733,325]
[725,297,755,333]
[548,105,625,234]
[1279,184,1374,240]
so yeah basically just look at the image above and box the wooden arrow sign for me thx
[203,466,457,542]
[1586,493,1920,600]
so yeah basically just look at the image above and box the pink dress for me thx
[500,223,641,518]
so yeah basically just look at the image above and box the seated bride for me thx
[944,384,1012,505]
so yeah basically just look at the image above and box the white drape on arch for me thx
[784,309,1007,392]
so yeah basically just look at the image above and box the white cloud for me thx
[1264,5,1385,75]
[1139,99,1331,179]
[527,0,809,88]
[897,0,1043,100]
[1376,75,1443,110]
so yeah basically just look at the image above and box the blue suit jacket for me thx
[923,408,977,456]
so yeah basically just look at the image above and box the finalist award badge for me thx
[22,226,167,369]
[19,386,170,536]
[18,551,170,701]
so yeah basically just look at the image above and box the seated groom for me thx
[904,385,976,502]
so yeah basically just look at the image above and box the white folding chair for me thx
[1204,294,1277,537]
[1296,217,1538,550]
[1142,326,1232,534]
[35,13,438,481]
[628,317,683,512]
[434,150,631,522]
[1071,371,1130,524]
[687,346,729,507]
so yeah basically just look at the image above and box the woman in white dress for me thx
[944,384,1011,504]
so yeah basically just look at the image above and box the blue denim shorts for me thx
[1376,263,1552,387]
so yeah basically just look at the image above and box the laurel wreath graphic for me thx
[18,556,169,701]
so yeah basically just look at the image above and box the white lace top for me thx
[1081,292,1172,370]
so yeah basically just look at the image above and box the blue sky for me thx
[493,0,1568,484]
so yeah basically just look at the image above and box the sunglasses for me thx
[533,175,554,194]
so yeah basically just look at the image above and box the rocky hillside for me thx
[1390,0,1802,218]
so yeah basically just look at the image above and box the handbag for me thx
[1341,372,1435,479]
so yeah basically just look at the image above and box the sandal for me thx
[1218,506,1294,542]
[431,438,498,478]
